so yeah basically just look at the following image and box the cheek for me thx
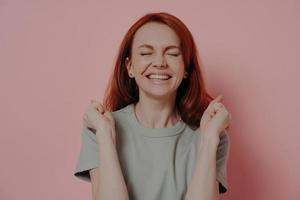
[173,67,186,84]
[173,64,185,76]
[168,57,184,68]
[173,76,184,86]
[132,57,149,69]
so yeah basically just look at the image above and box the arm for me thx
[90,130,129,200]
[90,167,99,200]
[185,135,220,200]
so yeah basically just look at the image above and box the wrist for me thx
[199,134,220,149]
[96,129,116,145]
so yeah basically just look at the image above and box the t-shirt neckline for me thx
[127,103,186,138]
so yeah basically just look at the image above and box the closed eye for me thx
[140,53,180,56]
[140,53,151,56]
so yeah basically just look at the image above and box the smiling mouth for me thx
[146,74,172,80]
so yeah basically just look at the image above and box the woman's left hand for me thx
[199,95,232,143]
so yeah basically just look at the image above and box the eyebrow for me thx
[138,44,181,50]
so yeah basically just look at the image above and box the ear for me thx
[125,57,132,74]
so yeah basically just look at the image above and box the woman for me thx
[74,12,232,200]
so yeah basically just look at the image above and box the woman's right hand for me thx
[83,100,116,143]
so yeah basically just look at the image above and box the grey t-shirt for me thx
[74,103,230,199]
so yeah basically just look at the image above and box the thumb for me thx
[206,94,223,112]
[213,94,223,103]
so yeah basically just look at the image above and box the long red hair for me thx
[102,12,213,129]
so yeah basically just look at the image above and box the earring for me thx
[184,71,188,78]
[129,72,134,78]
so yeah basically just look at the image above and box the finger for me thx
[83,117,95,129]
[90,99,102,105]
[83,115,88,121]
[90,99,98,104]
[83,121,88,127]
[90,100,100,108]
[90,100,104,112]
[90,102,103,112]
[83,116,89,124]
[97,105,104,113]
[211,94,223,104]
[210,105,223,117]
[103,110,114,122]
[220,110,232,127]
[213,102,223,112]
[83,118,89,127]
[206,95,223,112]
[83,114,93,124]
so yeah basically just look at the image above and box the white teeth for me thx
[148,74,170,80]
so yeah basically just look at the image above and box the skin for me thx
[83,22,232,200]
[125,22,187,128]
[84,101,129,200]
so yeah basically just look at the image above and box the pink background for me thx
[1,0,299,199]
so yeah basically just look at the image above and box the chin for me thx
[141,87,176,99]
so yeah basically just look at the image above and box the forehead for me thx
[132,22,181,49]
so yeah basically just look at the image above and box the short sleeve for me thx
[73,127,99,182]
[216,130,230,194]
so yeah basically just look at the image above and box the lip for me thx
[146,75,172,82]
[145,72,172,78]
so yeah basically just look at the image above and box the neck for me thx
[134,99,181,129]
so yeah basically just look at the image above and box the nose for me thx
[152,55,167,68]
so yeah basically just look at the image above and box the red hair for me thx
[102,12,213,129]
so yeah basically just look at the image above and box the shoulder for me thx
[110,104,136,135]
[175,125,201,152]
[111,104,132,120]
